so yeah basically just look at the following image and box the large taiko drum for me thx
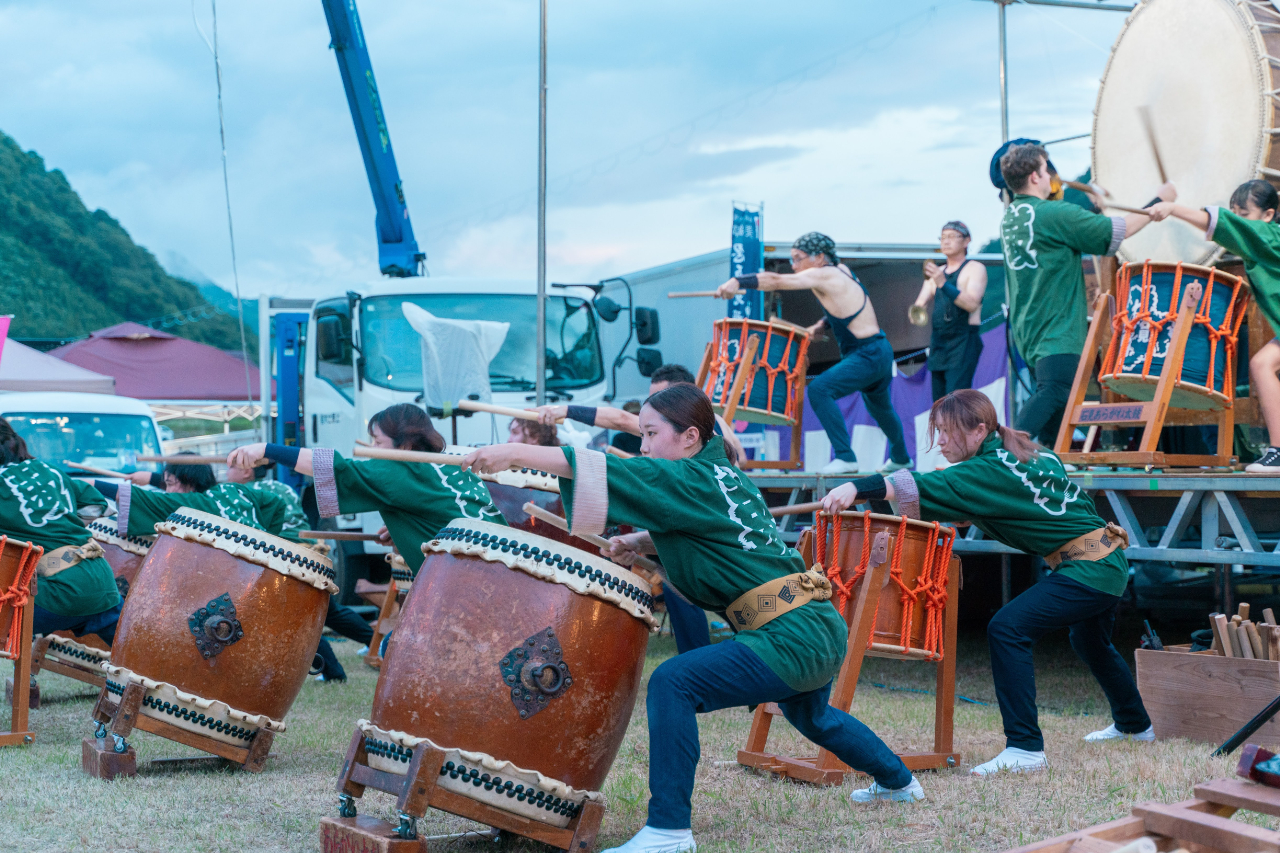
[0,536,41,659]
[1099,262,1249,410]
[85,518,154,602]
[1093,0,1280,264]
[104,508,336,746]
[358,519,656,828]
[820,511,956,659]
[703,318,810,425]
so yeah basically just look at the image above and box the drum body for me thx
[86,518,153,601]
[364,519,655,827]
[1101,263,1247,410]
[486,483,605,554]
[827,512,954,653]
[1094,0,1280,264]
[703,319,810,425]
[0,537,41,653]
[107,508,335,743]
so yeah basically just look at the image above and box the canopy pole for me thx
[535,0,548,406]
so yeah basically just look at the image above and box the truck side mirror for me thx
[636,348,663,377]
[634,308,660,345]
[593,295,622,323]
[316,315,345,362]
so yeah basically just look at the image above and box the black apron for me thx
[927,259,978,371]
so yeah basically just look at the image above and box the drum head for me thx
[1094,0,1272,264]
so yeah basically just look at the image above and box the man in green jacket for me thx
[997,142,1167,444]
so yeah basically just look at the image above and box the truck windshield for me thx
[360,294,604,392]
[3,413,163,474]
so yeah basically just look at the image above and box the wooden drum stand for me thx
[0,537,41,748]
[738,515,961,784]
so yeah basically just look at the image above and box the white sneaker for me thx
[1083,723,1155,742]
[970,747,1047,776]
[1247,447,1280,473]
[850,774,924,803]
[600,826,696,853]
[819,458,861,476]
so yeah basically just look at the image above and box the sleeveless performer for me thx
[1147,180,1280,472]
[912,221,987,401]
[0,418,122,644]
[227,403,506,576]
[998,143,1166,445]
[822,390,1153,776]
[715,232,911,476]
[463,384,921,853]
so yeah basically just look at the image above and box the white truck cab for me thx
[0,392,163,479]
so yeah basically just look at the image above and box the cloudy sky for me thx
[0,0,1129,300]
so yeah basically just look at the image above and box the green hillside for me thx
[0,130,254,353]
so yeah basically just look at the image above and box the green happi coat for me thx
[1001,194,1125,366]
[1207,207,1280,337]
[559,437,847,694]
[902,433,1126,596]
[0,460,119,617]
[244,479,308,541]
[120,482,287,539]
[311,449,505,573]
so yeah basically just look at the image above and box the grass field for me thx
[0,618,1266,853]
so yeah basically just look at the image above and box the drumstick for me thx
[456,399,564,423]
[521,501,660,576]
[300,530,383,542]
[1139,106,1169,184]
[667,291,720,299]
[354,446,471,466]
[1062,180,1152,216]
[605,446,634,459]
[137,455,227,464]
[769,501,824,518]
[63,461,133,479]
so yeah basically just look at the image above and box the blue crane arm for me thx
[321,0,424,277]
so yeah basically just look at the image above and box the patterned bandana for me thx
[942,220,970,240]
[792,232,839,266]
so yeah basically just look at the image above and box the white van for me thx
[0,392,163,478]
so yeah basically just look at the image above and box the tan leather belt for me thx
[35,540,105,578]
[727,570,833,632]
[1044,523,1129,570]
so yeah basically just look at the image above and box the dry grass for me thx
[0,619,1267,853]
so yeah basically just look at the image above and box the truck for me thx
[0,392,163,479]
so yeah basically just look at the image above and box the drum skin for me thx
[111,534,328,721]
[371,546,650,792]
[829,512,952,650]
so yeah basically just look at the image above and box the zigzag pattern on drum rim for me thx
[103,664,287,744]
[86,518,154,556]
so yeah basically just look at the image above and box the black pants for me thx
[930,330,984,402]
[1016,353,1079,446]
[987,571,1150,751]
[326,596,373,645]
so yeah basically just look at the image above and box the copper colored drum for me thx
[486,483,602,553]
[106,508,336,745]
[822,511,956,657]
[85,518,154,602]
[360,519,656,827]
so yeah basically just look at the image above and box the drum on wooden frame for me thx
[702,318,810,426]
[360,519,656,828]
[104,508,335,746]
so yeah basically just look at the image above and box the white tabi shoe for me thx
[1083,723,1155,742]
[970,747,1048,776]
[600,826,696,853]
[850,774,925,803]
[819,458,861,476]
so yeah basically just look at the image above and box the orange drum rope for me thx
[813,513,953,661]
[0,536,41,660]
[704,320,811,423]
[1100,261,1247,396]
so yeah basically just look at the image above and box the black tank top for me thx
[927,259,977,371]
[821,267,875,358]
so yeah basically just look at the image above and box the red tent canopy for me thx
[51,322,269,401]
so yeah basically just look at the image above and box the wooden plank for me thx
[1070,402,1153,426]
[349,762,408,795]
[1000,816,1150,853]
[1136,648,1280,748]
[1194,777,1280,818]
[1065,838,1122,853]
[1131,800,1280,852]
[131,713,249,764]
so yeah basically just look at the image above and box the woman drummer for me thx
[0,418,122,644]
[1148,181,1280,472]
[463,383,919,853]
[821,389,1153,776]
[227,403,506,576]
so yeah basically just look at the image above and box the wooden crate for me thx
[1137,645,1280,748]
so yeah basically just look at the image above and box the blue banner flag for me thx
[729,203,764,320]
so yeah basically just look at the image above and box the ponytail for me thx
[928,389,1040,464]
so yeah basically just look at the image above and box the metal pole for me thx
[998,0,1009,143]
[258,297,270,443]
[535,0,548,406]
